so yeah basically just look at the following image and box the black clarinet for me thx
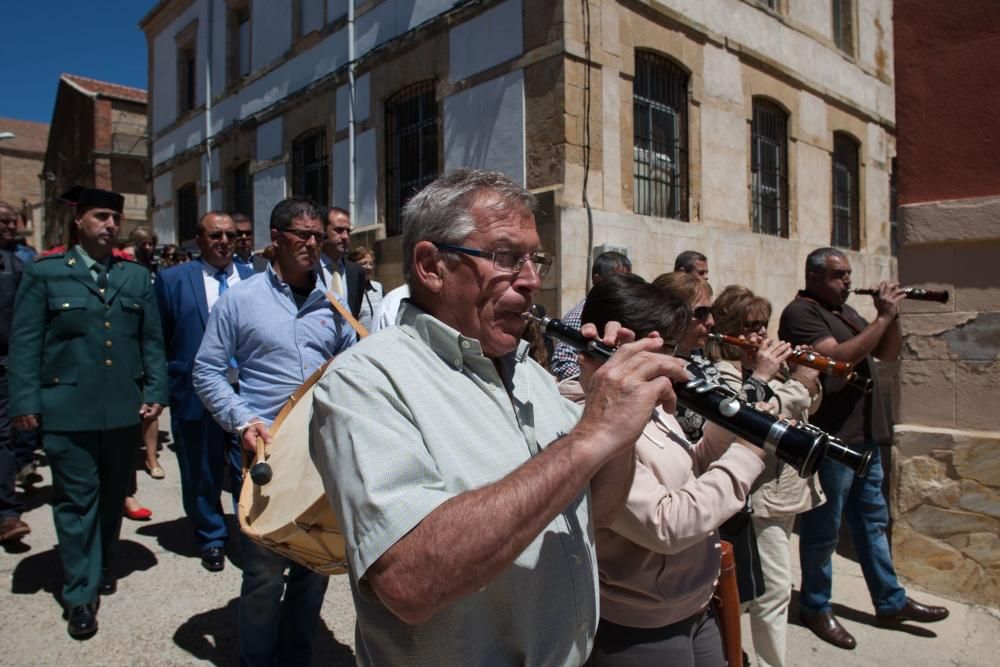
[527,307,872,478]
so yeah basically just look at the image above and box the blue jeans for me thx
[238,532,329,666]
[798,445,907,615]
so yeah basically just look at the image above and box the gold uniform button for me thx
[105,340,113,348]
[62,303,70,309]
[53,377,60,384]
[104,322,111,329]
[105,359,113,367]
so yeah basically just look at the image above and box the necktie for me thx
[94,263,108,294]
[330,266,344,297]
[215,269,228,296]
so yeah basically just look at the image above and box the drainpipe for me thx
[348,0,356,222]
[204,0,214,210]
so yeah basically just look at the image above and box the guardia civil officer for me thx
[9,186,168,639]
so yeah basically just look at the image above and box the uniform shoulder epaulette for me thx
[34,252,64,261]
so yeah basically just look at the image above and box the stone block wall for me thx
[893,195,1000,605]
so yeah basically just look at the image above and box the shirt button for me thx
[104,322,111,329]
[461,341,470,349]
[105,340,113,348]
[453,359,461,366]
[105,359,113,367]
[571,554,582,565]
[106,303,112,310]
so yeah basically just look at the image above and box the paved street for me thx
[2,412,998,665]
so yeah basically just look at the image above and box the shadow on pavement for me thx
[790,589,938,638]
[10,539,157,605]
[15,483,53,514]
[136,517,201,558]
[173,596,355,666]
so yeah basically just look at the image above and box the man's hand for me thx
[139,403,163,421]
[241,421,270,454]
[13,414,39,431]
[576,324,691,464]
[872,281,908,320]
[752,337,793,383]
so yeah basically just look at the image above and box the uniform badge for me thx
[67,257,77,266]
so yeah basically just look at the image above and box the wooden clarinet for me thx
[708,333,873,394]
[852,287,949,303]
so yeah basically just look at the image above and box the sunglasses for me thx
[207,231,238,240]
[744,319,769,331]
[830,269,852,280]
[235,230,253,238]
[691,305,712,321]
[282,228,326,244]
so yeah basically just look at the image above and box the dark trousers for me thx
[0,360,19,519]
[172,414,240,550]
[589,608,725,667]
[44,426,140,607]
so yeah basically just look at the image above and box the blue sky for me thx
[0,1,158,123]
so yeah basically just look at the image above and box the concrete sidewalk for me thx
[2,414,997,665]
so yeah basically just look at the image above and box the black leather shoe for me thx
[67,603,98,639]
[98,570,116,595]
[799,610,856,650]
[201,546,225,572]
[876,597,950,624]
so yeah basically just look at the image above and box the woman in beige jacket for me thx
[566,275,767,667]
[706,285,826,667]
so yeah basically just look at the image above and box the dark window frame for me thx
[176,183,199,244]
[385,80,439,237]
[831,131,861,250]
[632,50,689,221]
[228,161,253,220]
[832,0,854,55]
[750,98,789,237]
[291,128,329,207]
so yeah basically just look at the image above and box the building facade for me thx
[892,0,1000,606]
[141,0,896,318]
[0,117,48,250]
[41,74,149,247]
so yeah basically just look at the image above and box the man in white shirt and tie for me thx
[321,206,366,319]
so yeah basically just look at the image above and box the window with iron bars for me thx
[229,161,253,219]
[176,183,198,244]
[633,51,689,221]
[751,99,789,237]
[385,81,438,237]
[291,128,329,207]
[831,132,860,250]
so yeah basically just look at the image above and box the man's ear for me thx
[269,228,281,248]
[412,240,444,292]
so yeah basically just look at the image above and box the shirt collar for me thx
[201,259,234,278]
[265,262,324,300]
[73,244,107,270]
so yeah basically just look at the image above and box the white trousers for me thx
[746,514,795,667]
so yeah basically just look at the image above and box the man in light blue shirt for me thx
[193,198,354,666]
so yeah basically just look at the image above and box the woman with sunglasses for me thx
[561,274,766,666]
[704,285,825,667]
[652,271,771,616]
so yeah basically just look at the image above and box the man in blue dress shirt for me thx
[193,198,355,666]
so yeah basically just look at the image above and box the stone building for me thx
[0,117,48,249]
[891,0,1000,606]
[140,0,896,317]
[41,74,149,247]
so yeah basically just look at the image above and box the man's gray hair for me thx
[402,168,536,281]
[805,246,848,277]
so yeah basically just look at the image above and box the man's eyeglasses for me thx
[829,269,852,280]
[235,230,253,238]
[433,243,553,276]
[207,231,238,240]
[282,228,326,244]
[691,305,712,321]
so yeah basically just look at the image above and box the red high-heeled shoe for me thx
[123,505,153,521]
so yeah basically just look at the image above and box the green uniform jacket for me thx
[9,250,169,431]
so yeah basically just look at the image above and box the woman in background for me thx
[347,246,383,332]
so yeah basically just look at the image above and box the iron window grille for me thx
[177,183,198,244]
[831,132,860,250]
[751,99,789,237]
[292,128,329,207]
[385,80,438,237]
[633,51,689,220]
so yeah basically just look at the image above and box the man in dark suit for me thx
[155,211,252,573]
[9,186,167,638]
[320,206,365,318]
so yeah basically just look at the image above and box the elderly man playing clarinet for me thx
[310,168,690,665]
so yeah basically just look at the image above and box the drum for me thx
[237,292,367,576]
[237,360,348,575]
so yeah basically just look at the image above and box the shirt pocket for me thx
[40,365,79,387]
[119,299,144,336]
[46,296,89,337]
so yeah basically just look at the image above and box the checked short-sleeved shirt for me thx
[310,301,596,666]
